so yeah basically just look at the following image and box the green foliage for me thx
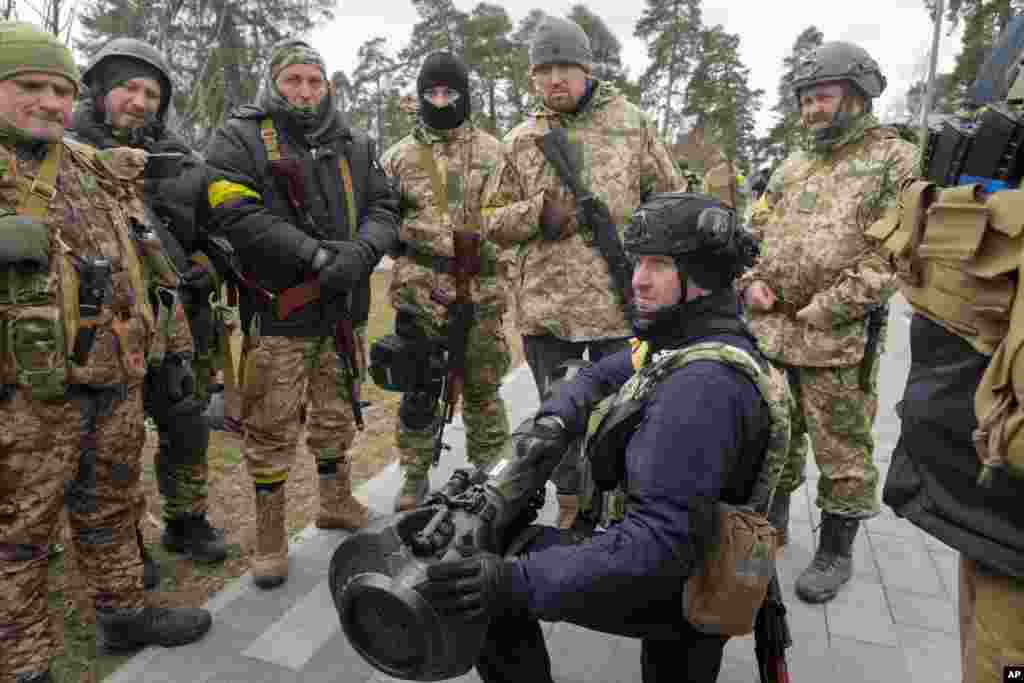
[635,0,703,138]
[763,25,823,163]
[684,24,763,165]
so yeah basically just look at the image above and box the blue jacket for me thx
[506,331,768,637]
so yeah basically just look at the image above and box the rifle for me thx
[535,127,633,308]
[431,230,481,465]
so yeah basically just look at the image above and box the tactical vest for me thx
[582,340,793,526]
[870,181,1024,479]
[1,139,171,400]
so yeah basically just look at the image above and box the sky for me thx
[309,0,964,136]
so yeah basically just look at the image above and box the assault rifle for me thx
[431,230,480,465]
[536,127,633,308]
[276,279,365,431]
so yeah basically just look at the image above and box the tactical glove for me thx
[317,240,379,295]
[516,414,571,461]
[182,262,215,296]
[414,551,526,621]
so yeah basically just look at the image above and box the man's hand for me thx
[743,280,777,312]
[182,262,215,294]
[795,302,833,329]
[316,240,378,294]
[414,552,524,621]
[539,191,575,241]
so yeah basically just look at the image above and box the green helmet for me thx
[791,41,886,101]
[82,38,173,118]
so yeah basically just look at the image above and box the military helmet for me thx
[82,38,173,116]
[790,41,886,101]
[624,192,757,290]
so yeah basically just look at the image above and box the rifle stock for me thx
[535,128,633,307]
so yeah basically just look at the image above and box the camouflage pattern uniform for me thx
[382,122,510,492]
[482,80,682,343]
[0,139,194,678]
[737,114,916,517]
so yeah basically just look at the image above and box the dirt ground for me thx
[46,268,525,681]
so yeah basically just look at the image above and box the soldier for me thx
[411,193,788,682]
[482,16,681,528]
[381,52,510,511]
[204,38,399,589]
[875,17,1024,681]
[737,41,917,603]
[70,38,228,571]
[0,22,211,681]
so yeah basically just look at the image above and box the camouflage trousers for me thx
[239,333,365,485]
[0,385,147,679]
[155,416,210,521]
[777,362,880,518]
[959,555,1024,683]
[397,314,510,482]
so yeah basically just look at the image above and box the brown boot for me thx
[316,462,370,531]
[252,484,288,589]
[556,493,580,530]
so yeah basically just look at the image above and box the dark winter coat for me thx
[204,104,399,336]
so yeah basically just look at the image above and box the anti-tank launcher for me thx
[328,416,569,680]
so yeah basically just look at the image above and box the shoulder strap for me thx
[17,143,62,219]
[260,118,282,162]
[338,151,357,240]
[417,143,448,215]
[659,342,794,512]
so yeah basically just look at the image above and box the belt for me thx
[406,247,497,277]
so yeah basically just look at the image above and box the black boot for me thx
[161,514,228,564]
[795,512,860,603]
[95,605,212,653]
[14,671,50,682]
[768,492,791,546]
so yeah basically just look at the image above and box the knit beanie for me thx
[530,16,593,73]
[0,21,80,94]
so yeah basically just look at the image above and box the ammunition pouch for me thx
[924,105,1024,191]
[1,302,67,401]
[682,500,780,636]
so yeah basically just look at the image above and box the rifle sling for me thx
[418,143,449,215]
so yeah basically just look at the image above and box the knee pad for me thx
[400,391,438,431]
[164,408,211,464]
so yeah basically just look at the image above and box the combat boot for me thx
[394,469,429,512]
[252,484,288,589]
[556,493,580,530]
[161,514,228,564]
[768,492,791,547]
[795,512,860,603]
[13,671,50,682]
[316,461,371,531]
[95,605,212,653]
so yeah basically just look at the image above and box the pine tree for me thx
[763,25,823,162]
[684,24,763,165]
[634,0,703,140]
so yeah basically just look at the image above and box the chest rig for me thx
[582,340,793,525]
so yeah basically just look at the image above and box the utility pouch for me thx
[369,333,444,393]
[682,502,781,636]
[2,304,68,401]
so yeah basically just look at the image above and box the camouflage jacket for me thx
[482,81,682,341]
[0,138,192,392]
[737,116,916,367]
[382,122,505,332]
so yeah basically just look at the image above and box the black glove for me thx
[415,551,525,621]
[316,240,378,294]
[181,261,215,296]
[515,414,571,461]
[539,192,575,241]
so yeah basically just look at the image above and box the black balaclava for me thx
[417,52,470,131]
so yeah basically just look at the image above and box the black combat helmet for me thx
[790,41,886,102]
[82,38,173,119]
[624,192,756,291]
